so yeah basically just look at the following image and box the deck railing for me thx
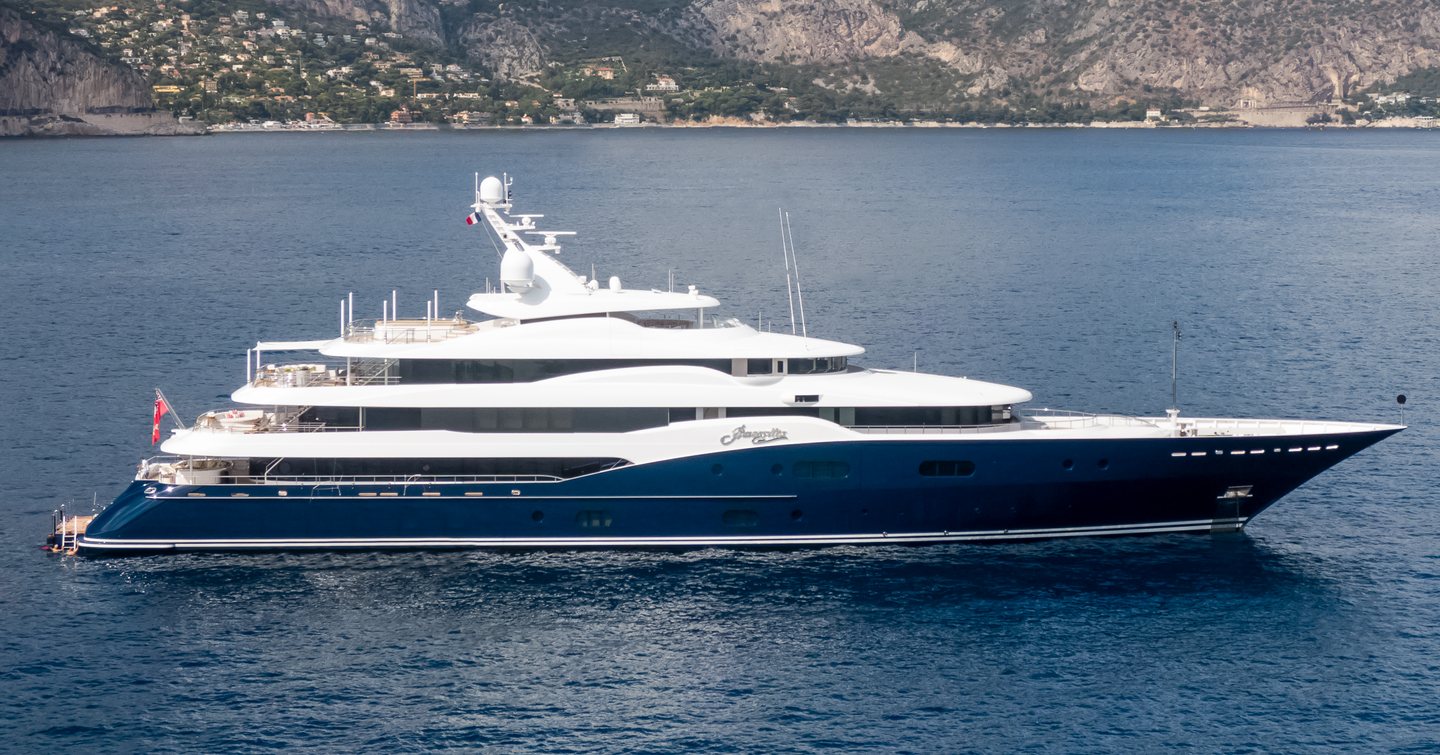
[344,318,481,345]
[251,358,398,388]
[1020,409,1164,430]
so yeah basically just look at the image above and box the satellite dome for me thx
[500,248,534,292]
[479,176,505,205]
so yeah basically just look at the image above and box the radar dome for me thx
[500,248,534,292]
[479,176,505,205]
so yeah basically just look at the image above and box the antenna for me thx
[785,211,808,339]
[1170,320,1182,413]
[779,209,797,335]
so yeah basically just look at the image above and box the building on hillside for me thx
[454,111,492,125]
[645,76,679,93]
[1372,92,1412,106]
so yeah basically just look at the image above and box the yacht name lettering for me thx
[720,425,789,446]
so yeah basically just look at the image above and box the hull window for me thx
[722,510,760,528]
[918,460,977,477]
[576,510,614,529]
[793,461,850,479]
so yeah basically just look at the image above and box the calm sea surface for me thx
[1,129,1438,752]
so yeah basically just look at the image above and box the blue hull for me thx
[77,430,1399,555]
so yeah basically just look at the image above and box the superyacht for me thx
[67,175,1402,553]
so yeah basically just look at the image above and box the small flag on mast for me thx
[152,391,172,445]
[465,212,480,225]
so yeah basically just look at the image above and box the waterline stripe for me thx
[78,518,1248,550]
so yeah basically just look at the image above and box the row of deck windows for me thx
[223,457,977,482]
[249,457,630,479]
[390,356,849,384]
[298,405,1013,432]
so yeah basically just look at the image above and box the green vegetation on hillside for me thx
[11,0,1421,126]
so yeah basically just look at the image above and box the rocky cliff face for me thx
[871,0,1440,105]
[462,0,1440,107]
[267,0,444,45]
[458,14,548,80]
[0,7,195,136]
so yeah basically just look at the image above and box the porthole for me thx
[1097,458,1110,470]
[1061,459,1075,470]
[770,463,784,476]
[790,509,804,522]
[712,463,724,476]
[531,510,544,523]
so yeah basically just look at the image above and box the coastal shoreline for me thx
[201,119,1439,135]
[6,117,1435,139]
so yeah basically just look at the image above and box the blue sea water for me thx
[0,128,1438,752]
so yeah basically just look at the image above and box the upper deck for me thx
[311,312,865,361]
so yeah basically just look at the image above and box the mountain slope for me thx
[459,0,1440,106]
[7,0,1440,128]
[0,5,196,135]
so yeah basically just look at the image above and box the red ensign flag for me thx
[151,394,170,445]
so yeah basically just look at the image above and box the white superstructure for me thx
[149,175,1391,478]
[155,175,1053,469]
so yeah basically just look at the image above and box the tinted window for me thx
[249,457,629,479]
[576,510,613,529]
[784,357,847,374]
[362,407,668,433]
[919,460,976,477]
[722,510,760,528]
[793,461,850,479]
[397,358,732,384]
